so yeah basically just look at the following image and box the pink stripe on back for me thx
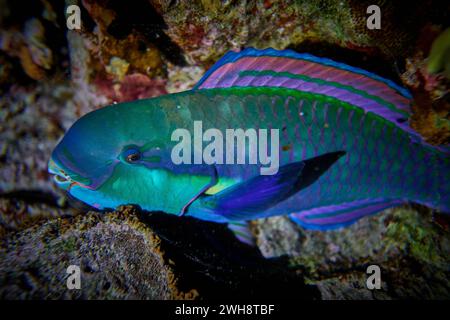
[198,56,411,111]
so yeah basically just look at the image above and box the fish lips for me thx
[48,158,72,189]
[48,155,103,191]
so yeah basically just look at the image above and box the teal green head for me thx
[48,98,184,212]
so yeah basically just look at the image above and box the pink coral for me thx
[94,73,167,103]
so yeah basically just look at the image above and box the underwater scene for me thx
[0,0,450,302]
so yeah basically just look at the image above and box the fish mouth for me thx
[48,159,71,190]
[48,158,93,190]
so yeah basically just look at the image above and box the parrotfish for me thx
[49,48,450,232]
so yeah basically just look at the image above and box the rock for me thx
[316,273,391,300]
[166,65,204,94]
[253,206,450,299]
[0,192,78,238]
[0,83,79,195]
[400,25,450,146]
[150,0,445,66]
[77,0,165,78]
[0,205,319,299]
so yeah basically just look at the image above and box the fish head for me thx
[48,99,179,211]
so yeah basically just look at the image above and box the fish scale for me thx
[154,88,438,215]
[157,87,444,220]
[49,48,449,230]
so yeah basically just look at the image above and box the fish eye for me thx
[122,148,142,163]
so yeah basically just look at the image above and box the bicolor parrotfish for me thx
[48,48,450,232]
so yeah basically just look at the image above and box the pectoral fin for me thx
[194,151,345,220]
[228,221,256,246]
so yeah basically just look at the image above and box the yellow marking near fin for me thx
[205,178,237,195]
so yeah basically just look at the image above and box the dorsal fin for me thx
[194,48,418,137]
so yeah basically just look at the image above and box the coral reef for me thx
[1,202,449,299]
[0,206,196,299]
[253,206,450,299]
[0,18,53,80]
[0,0,449,300]
[150,0,440,65]
[401,25,450,145]
[0,205,317,299]
[0,83,78,194]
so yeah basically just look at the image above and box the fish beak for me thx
[48,157,95,190]
[48,158,71,190]
[48,158,59,175]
